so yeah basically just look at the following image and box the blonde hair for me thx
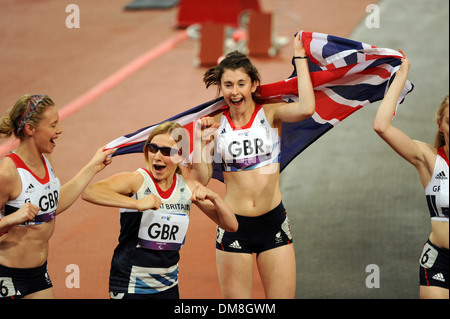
[434,94,449,149]
[0,94,55,140]
[143,121,190,175]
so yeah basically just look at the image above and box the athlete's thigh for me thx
[256,244,296,299]
[216,250,254,299]
[420,286,449,299]
[24,287,56,299]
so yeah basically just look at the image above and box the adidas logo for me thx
[229,240,242,249]
[432,273,445,282]
[435,171,447,180]
[144,187,152,195]
[25,183,35,193]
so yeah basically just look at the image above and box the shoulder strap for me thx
[437,146,449,166]
[6,153,50,184]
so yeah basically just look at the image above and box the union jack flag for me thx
[105,31,413,181]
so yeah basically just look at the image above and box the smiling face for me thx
[146,133,182,182]
[27,105,62,154]
[220,68,258,115]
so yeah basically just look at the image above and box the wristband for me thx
[294,56,308,59]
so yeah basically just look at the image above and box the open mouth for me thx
[231,98,244,106]
[153,164,166,173]
[50,138,56,147]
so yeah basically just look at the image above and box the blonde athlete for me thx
[0,94,114,299]
[82,122,238,299]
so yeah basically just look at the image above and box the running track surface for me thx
[0,0,374,298]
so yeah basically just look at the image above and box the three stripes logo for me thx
[25,183,35,193]
[435,171,447,180]
[432,273,445,283]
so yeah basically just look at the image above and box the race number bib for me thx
[221,127,272,162]
[4,178,60,226]
[419,242,438,269]
[137,210,189,251]
[0,277,17,298]
[25,178,60,225]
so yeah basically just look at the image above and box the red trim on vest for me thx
[437,146,449,166]
[224,104,263,130]
[142,168,177,199]
[6,153,50,184]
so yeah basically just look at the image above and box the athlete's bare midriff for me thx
[0,220,54,268]
[223,163,282,217]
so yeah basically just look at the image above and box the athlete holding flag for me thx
[0,94,114,299]
[192,31,315,298]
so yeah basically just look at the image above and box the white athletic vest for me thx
[1,153,60,225]
[425,147,449,221]
[134,168,192,251]
[216,105,280,172]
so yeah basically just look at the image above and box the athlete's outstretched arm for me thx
[56,146,115,215]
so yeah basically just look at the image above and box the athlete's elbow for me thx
[192,166,212,186]
[223,225,238,233]
[373,119,389,136]
[221,220,238,233]
[304,102,315,118]
[290,104,315,122]
[81,187,94,202]
[299,100,315,119]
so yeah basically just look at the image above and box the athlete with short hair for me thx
[81,121,238,299]
[0,94,115,299]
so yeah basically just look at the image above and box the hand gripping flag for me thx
[105,31,414,182]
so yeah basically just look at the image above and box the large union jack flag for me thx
[105,31,413,181]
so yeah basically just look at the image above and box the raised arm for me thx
[373,51,429,167]
[373,51,437,188]
[191,117,219,185]
[274,31,316,123]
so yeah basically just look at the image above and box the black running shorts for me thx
[216,202,293,255]
[0,261,53,299]
[419,239,449,289]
